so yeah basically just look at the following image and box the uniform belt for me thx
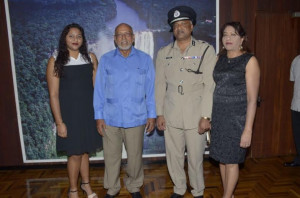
[167,84,202,95]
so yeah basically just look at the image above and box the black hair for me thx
[54,23,91,77]
[219,21,251,55]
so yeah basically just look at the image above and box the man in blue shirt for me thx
[94,23,156,198]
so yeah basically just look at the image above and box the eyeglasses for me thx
[115,32,133,39]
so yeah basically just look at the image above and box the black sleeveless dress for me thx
[57,63,102,156]
[210,53,253,164]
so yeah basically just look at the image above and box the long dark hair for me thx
[54,23,91,77]
[219,21,251,55]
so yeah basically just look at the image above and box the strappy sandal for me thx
[80,182,98,198]
[68,189,78,198]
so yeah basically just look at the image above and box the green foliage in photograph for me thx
[8,0,116,160]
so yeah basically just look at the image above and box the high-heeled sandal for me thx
[80,182,98,198]
[68,189,78,198]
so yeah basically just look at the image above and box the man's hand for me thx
[156,116,166,131]
[145,118,155,133]
[198,118,211,134]
[96,119,106,136]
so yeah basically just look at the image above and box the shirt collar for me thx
[114,46,136,57]
[173,36,196,49]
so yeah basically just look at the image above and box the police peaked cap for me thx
[168,6,197,27]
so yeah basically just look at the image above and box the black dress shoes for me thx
[131,191,142,198]
[170,193,184,198]
[284,161,300,167]
[194,196,204,198]
[104,194,115,198]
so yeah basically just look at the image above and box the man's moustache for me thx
[176,30,185,34]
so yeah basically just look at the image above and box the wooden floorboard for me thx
[0,156,299,198]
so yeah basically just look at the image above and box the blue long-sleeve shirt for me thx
[94,47,156,128]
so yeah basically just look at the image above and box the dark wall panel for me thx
[219,0,256,54]
[257,0,300,12]
[0,1,23,166]
[252,13,300,157]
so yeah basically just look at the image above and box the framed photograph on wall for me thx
[5,0,219,163]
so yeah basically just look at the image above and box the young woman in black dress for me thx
[47,23,101,198]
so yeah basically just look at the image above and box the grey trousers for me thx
[164,125,206,197]
[103,125,145,195]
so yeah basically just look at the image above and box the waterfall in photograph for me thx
[135,31,154,59]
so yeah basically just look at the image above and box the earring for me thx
[222,46,225,50]
[240,45,243,50]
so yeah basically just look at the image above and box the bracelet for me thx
[201,117,210,121]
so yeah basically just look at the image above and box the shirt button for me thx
[180,80,184,84]
[180,68,184,71]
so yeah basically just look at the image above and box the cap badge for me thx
[174,10,180,18]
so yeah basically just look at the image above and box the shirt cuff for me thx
[147,110,157,118]
[94,111,104,120]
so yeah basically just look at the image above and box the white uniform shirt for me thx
[290,55,300,111]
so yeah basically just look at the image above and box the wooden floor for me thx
[0,156,299,198]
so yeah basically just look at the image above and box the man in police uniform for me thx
[155,6,216,198]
